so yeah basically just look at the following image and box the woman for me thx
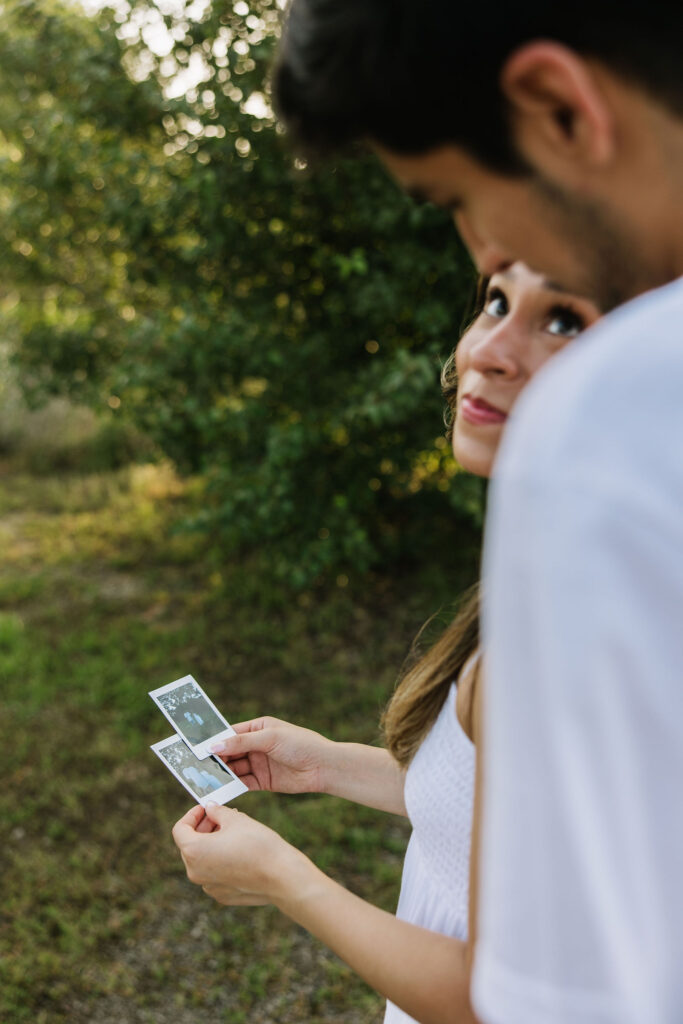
[172,262,600,1024]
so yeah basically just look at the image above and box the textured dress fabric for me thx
[384,682,475,1024]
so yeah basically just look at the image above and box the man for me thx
[271,3,683,1022]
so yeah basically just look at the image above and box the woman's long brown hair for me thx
[382,274,489,767]
[382,586,481,766]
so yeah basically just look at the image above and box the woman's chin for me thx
[452,434,497,479]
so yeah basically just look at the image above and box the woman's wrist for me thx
[320,742,407,814]
[317,738,353,797]
[270,844,325,916]
[322,741,382,796]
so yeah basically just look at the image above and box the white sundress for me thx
[384,681,476,1024]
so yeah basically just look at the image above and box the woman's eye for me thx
[483,291,508,318]
[547,308,585,338]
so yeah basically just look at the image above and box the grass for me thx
[0,443,478,1023]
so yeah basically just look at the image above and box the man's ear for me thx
[500,42,615,169]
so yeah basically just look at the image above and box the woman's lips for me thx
[460,394,508,426]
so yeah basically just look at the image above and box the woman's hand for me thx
[172,803,312,907]
[213,717,407,815]
[210,717,335,795]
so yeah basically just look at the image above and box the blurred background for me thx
[0,1,481,1020]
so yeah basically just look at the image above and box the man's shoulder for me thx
[527,275,683,419]
[496,277,683,489]
[578,275,683,366]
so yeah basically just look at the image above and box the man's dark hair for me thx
[273,1,682,172]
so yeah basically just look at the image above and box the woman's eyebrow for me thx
[541,278,574,295]
[498,268,576,296]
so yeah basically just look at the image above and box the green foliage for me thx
[0,458,477,1022]
[0,0,480,586]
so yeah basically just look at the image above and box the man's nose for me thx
[454,213,510,277]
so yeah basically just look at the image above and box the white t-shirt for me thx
[473,277,683,1024]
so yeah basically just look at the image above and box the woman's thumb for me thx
[204,801,239,827]
[212,728,272,757]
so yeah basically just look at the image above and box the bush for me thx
[0,0,481,585]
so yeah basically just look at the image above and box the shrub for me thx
[0,0,481,585]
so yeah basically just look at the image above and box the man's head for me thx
[273,2,683,308]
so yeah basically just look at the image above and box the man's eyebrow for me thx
[405,187,433,205]
[405,187,462,211]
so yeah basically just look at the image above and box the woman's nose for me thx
[468,320,524,378]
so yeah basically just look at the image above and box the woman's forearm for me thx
[277,853,478,1024]
[174,801,475,1021]
[321,742,407,815]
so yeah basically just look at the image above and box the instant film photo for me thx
[151,735,248,807]
[149,675,236,759]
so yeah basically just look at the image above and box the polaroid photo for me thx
[149,674,236,760]
[151,734,248,807]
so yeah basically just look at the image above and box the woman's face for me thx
[452,262,601,477]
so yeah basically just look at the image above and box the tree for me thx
[0,0,481,586]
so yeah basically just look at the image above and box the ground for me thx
[0,447,476,1023]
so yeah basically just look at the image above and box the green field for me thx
[0,444,477,1023]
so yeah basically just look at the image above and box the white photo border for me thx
[151,734,248,807]
[149,674,236,760]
